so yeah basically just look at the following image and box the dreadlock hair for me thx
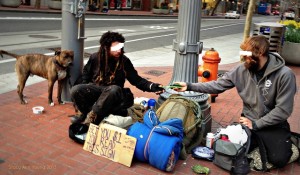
[96,31,125,85]
[99,31,125,48]
[240,35,270,58]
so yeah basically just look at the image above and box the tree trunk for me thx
[35,0,41,9]
[210,0,221,16]
[243,0,255,41]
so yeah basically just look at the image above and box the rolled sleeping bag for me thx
[127,122,151,162]
[127,109,160,162]
[127,110,184,171]
[147,118,183,171]
[148,131,182,171]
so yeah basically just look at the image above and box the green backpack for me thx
[156,94,203,159]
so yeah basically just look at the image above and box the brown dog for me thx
[0,50,74,106]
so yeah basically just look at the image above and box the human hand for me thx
[172,82,187,92]
[151,83,165,95]
[239,116,253,129]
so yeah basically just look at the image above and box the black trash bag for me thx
[69,123,89,144]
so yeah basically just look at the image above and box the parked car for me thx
[284,11,295,20]
[225,11,240,19]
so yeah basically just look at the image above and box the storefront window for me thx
[110,0,133,9]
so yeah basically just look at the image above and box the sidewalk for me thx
[0,5,300,175]
[0,64,299,175]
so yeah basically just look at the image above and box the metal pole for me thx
[159,0,209,107]
[170,0,202,83]
[158,0,211,139]
[61,0,86,102]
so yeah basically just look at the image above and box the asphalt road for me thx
[0,11,279,75]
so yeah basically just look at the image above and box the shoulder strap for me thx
[241,124,251,153]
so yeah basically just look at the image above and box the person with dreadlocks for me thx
[70,31,164,125]
[173,35,297,170]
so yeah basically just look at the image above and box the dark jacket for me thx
[81,52,157,92]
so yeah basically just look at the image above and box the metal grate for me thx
[144,70,166,77]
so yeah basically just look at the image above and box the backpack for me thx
[156,94,203,159]
[127,104,146,123]
[213,123,251,175]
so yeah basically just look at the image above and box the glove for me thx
[151,83,164,92]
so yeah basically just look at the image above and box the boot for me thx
[83,110,97,125]
[70,112,85,124]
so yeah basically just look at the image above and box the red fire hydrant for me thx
[198,48,221,103]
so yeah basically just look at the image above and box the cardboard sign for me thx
[83,123,99,152]
[83,123,136,167]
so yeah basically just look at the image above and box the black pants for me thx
[114,0,118,9]
[250,121,292,168]
[70,84,133,124]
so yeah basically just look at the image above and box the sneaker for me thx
[83,111,97,125]
[70,114,85,124]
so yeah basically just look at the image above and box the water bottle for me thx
[147,99,156,110]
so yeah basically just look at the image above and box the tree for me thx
[210,0,222,16]
[243,0,255,41]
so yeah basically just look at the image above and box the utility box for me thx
[253,22,285,54]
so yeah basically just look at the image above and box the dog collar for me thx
[53,59,67,70]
